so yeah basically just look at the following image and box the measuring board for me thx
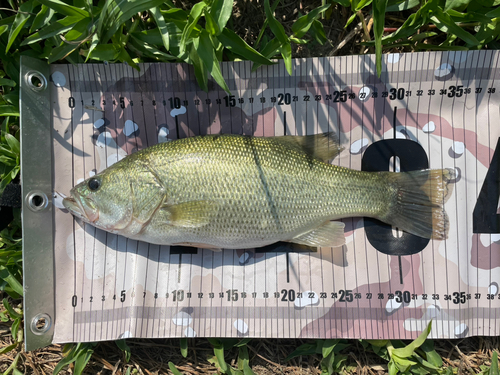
[20,51,500,350]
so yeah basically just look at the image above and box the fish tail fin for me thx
[381,168,454,240]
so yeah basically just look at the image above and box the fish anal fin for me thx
[275,132,343,162]
[289,221,346,248]
[162,200,215,228]
[172,242,222,251]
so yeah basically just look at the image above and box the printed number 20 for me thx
[361,139,430,256]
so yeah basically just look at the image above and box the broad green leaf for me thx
[392,321,432,358]
[392,354,418,367]
[21,16,81,45]
[6,0,34,53]
[180,338,188,358]
[410,31,438,41]
[48,41,80,63]
[31,4,55,32]
[87,44,121,61]
[412,352,440,370]
[355,0,373,11]
[196,30,230,93]
[168,362,184,375]
[386,0,420,12]
[205,11,220,36]
[254,0,280,47]
[0,25,7,38]
[486,6,500,17]
[0,342,17,355]
[0,268,22,296]
[129,36,176,60]
[53,344,81,375]
[309,19,327,45]
[234,338,252,347]
[117,47,139,70]
[149,6,170,51]
[37,0,89,18]
[284,343,318,361]
[0,79,16,87]
[280,42,292,75]
[217,28,273,65]
[373,0,388,77]
[115,339,131,363]
[237,345,249,370]
[292,4,331,38]
[444,0,472,11]
[322,339,340,358]
[264,0,289,46]
[242,363,255,375]
[190,42,208,91]
[0,105,19,117]
[5,134,19,156]
[179,1,207,54]
[430,10,479,46]
[2,298,22,319]
[100,0,167,44]
[345,12,357,27]
[214,346,228,373]
[447,10,491,23]
[492,352,499,375]
[210,0,233,31]
[420,340,443,367]
[74,345,94,375]
[64,17,92,41]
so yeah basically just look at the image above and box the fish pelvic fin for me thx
[382,168,455,240]
[275,132,343,162]
[288,221,346,248]
[162,200,216,228]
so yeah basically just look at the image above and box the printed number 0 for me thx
[361,139,430,255]
[473,138,500,233]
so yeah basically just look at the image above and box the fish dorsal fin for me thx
[288,221,346,247]
[274,132,343,162]
[162,200,215,228]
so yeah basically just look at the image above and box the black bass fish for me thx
[63,134,453,249]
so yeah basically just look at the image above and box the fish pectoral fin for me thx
[275,132,343,162]
[162,200,215,228]
[288,221,346,248]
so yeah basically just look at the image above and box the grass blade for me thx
[430,9,479,46]
[37,0,89,18]
[264,0,288,45]
[149,6,170,51]
[392,321,432,358]
[217,28,273,65]
[21,16,81,45]
[168,362,184,375]
[190,41,208,91]
[372,0,388,77]
[291,3,330,38]
[30,4,55,32]
[6,0,34,53]
[180,338,188,358]
[280,42,292,75]
[210,0,233,31]
[196,30,230,93]
[179,1,207,55]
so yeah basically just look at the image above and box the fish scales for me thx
[142,135,386,248]
[63,134,453,249]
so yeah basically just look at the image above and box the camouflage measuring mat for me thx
[21,51,500,348]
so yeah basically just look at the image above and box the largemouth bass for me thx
[63,134,453,249]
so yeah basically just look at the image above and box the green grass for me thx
[1,0,500,373]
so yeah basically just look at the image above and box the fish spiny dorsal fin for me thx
[274,132,344,162]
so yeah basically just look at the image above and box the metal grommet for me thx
[25,70,47,92]
[26,190,49,212]
[31,313,52,335]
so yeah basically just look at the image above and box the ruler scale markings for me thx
[37,52,500,345]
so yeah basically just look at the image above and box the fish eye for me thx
[88,178,101,191]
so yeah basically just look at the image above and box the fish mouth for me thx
[63,191,99,223]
